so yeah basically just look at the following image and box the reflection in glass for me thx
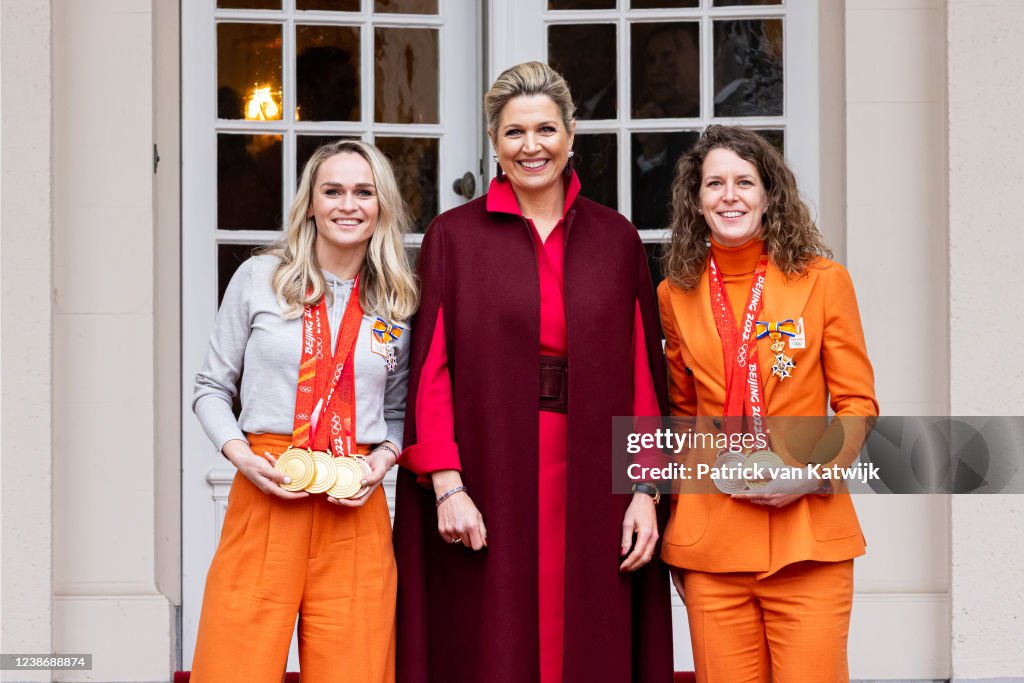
[753,129,784,155]
[296,135,361,179]
[644,242,667,292]
[714,0,781,5]
[218,133,283,230]
[297,0,359,9]
[548,0,614,8]
[296,25,360,121]
[548,24,617,120]
[374,0,438,13]
[218,0,281,8]
[217,23,283,120]
[714,19,783,117]
[630,0,697,8]
[574,134,617,209]
[374,28,439,124]
[219,243,262,305]
[631,23,699,119]
[375,137,438,232]
[631,131,698,231]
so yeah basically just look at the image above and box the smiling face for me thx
[308,151,379,263]
[699,147,767,247]
[490,94,575,198]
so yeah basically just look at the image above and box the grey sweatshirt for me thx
[193,254,410,453]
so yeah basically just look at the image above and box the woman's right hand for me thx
[433,470,488,550]
[222,439,310,500]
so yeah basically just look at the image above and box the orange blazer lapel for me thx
[759,263,819,404]
[665,269,726,396]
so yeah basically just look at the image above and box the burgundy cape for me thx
[394,192,675,683]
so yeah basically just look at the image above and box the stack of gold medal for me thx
[275,447,371,499]
[711,449,785,494]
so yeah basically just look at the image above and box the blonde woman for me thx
[191,140,417,683]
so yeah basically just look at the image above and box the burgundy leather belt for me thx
[539,355,568,413]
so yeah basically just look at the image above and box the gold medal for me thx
[712,450,748,494]
[744,450,784,489]
[275,447,316,491]
[326,456,370,499]
[304,450,339,494]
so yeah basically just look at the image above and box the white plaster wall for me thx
[51,1,172,680]
[947,0,1024,679]
[1,1,54,681]
[844,1,951,679]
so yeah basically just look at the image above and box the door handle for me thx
[452,171,477,199]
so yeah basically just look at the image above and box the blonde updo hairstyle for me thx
[484,61,576,142]
[263,139,419,322]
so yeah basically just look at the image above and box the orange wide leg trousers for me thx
[683,559,854,683]
[190,433,397,683]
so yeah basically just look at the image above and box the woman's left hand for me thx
[619,493,659,572]
[731,466,822,508]
[327,444,397,508]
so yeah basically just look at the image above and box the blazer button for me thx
[712,418,722,430]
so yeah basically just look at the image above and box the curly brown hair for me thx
[662,125,831,290]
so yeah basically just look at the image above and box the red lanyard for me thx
[292,278,364,456]
[708,253,769,437]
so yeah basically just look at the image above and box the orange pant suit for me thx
[658,241,879,683]
[190,433,397,683]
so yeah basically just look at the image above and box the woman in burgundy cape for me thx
[394,62,674,683]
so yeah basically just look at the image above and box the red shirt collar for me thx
[485,170,582,218]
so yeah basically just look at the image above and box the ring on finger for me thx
[451,536,463,544]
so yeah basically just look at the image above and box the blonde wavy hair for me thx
[663,125,831,290]
[262,139,418,322]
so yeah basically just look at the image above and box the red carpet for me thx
[176,672,696,681]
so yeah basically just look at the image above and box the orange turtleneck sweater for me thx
[710,237,765,327]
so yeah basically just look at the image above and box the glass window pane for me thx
[713,19,784,117]
[374,0,438,13]
[218,133,283,230]
[574,133,617,209]
[714,0,781,5]
[374,28,439,124]
[217,23,283,121]
[296,25,360,121]
[219,243,262,305]
[631,130,698,231]
[631,0,697,8]
[753,128,784,155]
[296,135,361,179]
[375,137,439,233]
[631,22,699,119]
[549,0,615,8]
[297,0,359,9]
[218,0,281,8]
[548,24,617,120]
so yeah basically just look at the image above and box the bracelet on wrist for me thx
[435,485,467,507]
[371,443,400,465]
[632,482,661,505]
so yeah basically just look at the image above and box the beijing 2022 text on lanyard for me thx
[274,277,370,499]
[707,253,786,493]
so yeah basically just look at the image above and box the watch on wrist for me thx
[632,482,661,505]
